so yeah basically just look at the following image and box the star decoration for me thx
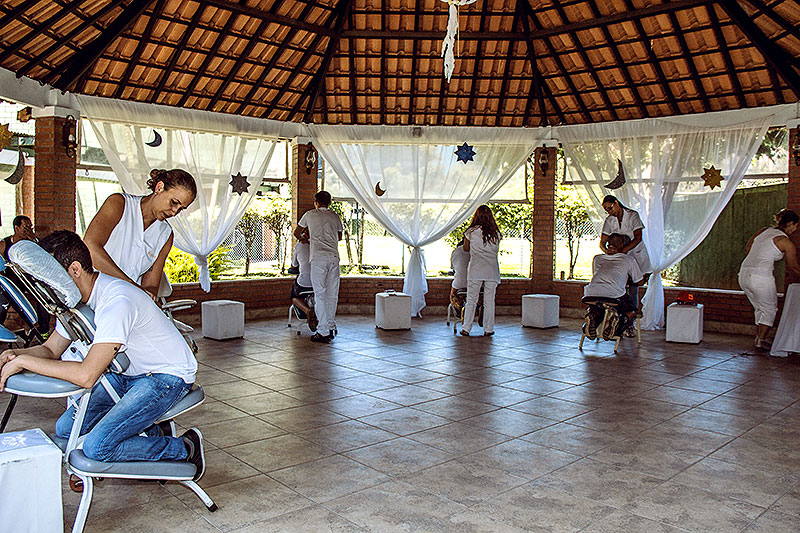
[702,165,723,190]
[0,124,13,150]
[230,172,250,195]
[455,142,476,164]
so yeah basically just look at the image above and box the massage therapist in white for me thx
[84,168,196,300]
[0,231,205,478]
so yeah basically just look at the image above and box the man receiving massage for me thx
[0,231,204,478]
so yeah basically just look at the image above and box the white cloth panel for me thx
[307,124,547,315]
[562,115,772,329]
[771,283,800,357]
[79,97,278,291]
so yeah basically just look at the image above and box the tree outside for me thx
[555,183,592,279]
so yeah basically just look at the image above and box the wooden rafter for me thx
[15,0,128,79]
[717,0,800,97]
[742,0,800,44]
[705,3,747,108]
[522,0,592,122]
[407,3,421,124]
[496,10,520,126]
[0,0,39,30]
[666,8,711,112]
[349,35,357,124]
[620,0,679,115]
[466,9,490,125]
[148,4,207,104]
[585,0,648,117]
[516,0,558,125]
[203,0,335,37]
[550,1,619,121]
[112,0,166,100]
[0,0,85,64]
[49,0,155,91]
[300,0,354,123]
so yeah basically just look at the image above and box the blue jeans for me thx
[55,373,191,462]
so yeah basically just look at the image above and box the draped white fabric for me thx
[78,96,277,291]
[307,124,547,315]
[561,115,772,329]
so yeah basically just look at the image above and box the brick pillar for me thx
[531,146,557,292]
[788,125,800,288]
[291,138,319,229]
[33,113,77,235]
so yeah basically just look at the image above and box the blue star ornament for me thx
[455,142,476,164]
[230,172,250,195]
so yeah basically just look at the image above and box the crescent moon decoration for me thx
[4,149,24,184]
[145,129,162,147]
[604,159,626,189]
[375,181,387,196]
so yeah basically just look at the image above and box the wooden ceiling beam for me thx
[666,8,711,112]
[112,0,166,100]
[495,11,520,126]
[522,0,592,122]
[705,3,747,107]
[741,0,800,44]
[407,2,420,124]
[203,0,335,37]
[621,0,680,115]
[466,7,490,126]
[551,1,619,121]
[0,0,84,64]
[300,0,354,123]
[0,0,39,30]
[49,0,154,91]
[16,0,127,79]
[349,37,357,124]
[716,0,800,97]
[516,0,549,126]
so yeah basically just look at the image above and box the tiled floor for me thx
[4,315,800,532]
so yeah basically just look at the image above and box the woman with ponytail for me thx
[460,205,502,336]
[83,169,197,299]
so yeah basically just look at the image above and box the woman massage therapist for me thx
[83,169,197,299]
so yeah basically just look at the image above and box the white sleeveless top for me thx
[740,227,786,276]
[104,193,173,283]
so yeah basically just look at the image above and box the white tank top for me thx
[104,193,173,283]
[740,227,786,275]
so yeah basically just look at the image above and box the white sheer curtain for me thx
[561,114,772,329]
[307,124,547,315]
[78,96,278,291]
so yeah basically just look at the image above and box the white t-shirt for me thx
[450,246,470,289]
[739,227,786,275]
[291,242,312,287]
[104,193,173,283]
[55,273,197,383]
[298,208,343,262]
[601,207,652,274]
[583,253,643,299]
[465,227,501,283]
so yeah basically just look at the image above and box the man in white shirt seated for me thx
[449,239,470,313]
[294,191,343,343]
[582,233,644,340]
[0,231,204,478]
[289,234,317,331]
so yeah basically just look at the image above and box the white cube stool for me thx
[0,429,63,533]
[666,302,703,343]
[522,294,559,328]
[202,300,245,340]
[375,291,412,330]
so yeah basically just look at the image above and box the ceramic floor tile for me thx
[343,437,456,476]
[357,406,451,435]
[579,509,686,533]
[296,419,397,453]
[406,421,511,454]
[459,438,580,480]
[770,486,800,518]
[225,434,336,473]
[228,505,366,532]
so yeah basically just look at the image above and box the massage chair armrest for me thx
[162,302,195,313]
[4,371,84,398]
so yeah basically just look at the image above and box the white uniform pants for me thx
[462,280,498,334]
[738,269,778,327]
[310,257,340,335]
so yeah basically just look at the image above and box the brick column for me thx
[291,138,319,229]
[531,145,557,293]
[33,111,77,235]
[788,125,800,288]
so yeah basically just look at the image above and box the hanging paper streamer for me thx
[441,0,477,83]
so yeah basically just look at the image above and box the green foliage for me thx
[164,245,233,284]
[235,193,292,274]
[754,127,787,162]
[555,183,592,279]
[445,203,533,248]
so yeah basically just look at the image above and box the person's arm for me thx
[745,227,768,254]
[621,228,643,254]
[293,224,308,243]
[776,237,800,277]
[599,233,610,254]
[0,331,71,367]
[1,341,121,391]
[139,233,174,300]
[463,237,470,252]
[83,194,136,285]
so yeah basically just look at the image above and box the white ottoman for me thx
[375,292,412,330]
[522,294,559,328]
[202,300,245,340]
[666,302,704,344]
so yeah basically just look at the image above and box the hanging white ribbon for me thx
[441,0,476,83]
